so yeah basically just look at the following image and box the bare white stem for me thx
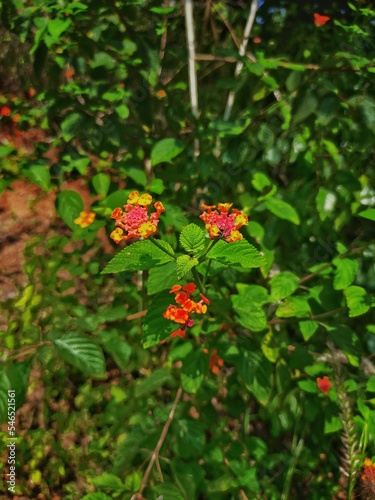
[185,0,199,120]
[224,0,258,121]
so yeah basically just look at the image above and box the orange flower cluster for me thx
[362,458,375,484]
[208,349,224,374]
[316,376,332,395]
[163,283,210,339]
[200,203,248,243]
[74,211,96,228]
[110,191,165,243]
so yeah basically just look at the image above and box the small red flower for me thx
[314,13,331,27]
[27,88,36,98]
[362,458,375,484]
[0,106,11,117]
[253,37,262,44]
[65,69,75,78]
[316,376,332,394]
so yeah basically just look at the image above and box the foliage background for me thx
[0,0,374,499]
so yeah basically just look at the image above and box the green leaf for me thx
[150,138,184,166]
[276,296,311,318]
[358,208,375,221]
[0,371,11,424]
[25,164,51,191]
[332,258,358,290]
[344,286,370,317]
[207,239,264,269]
[147,261,178,295]
[134,367,172,397]
[366,375,375,393]
[180,224,206,255]
[125,167,147,187]
[264,197,300,225]
[61,112,87,141]
[176,255,199,279]
[57,190,85,230]
[269,271,299,301]
[316,188,336,221]
[54,333,106,378]
[0,145,14,158]
[154,483,185,500]
[89,473,125,491]
[181,350,208,393]
[92,173,110,197]
[299,321,318,341]
[81,494,113,500]
[101,240,175,274]
[252,172,273,192]
[237,350,273,405]
[148,178,165,194]
[98,331,131,371]
[298,380,318,393]
[232,285,269,332]
[142,290,176,348]
[47,18,71,40]
[173,419,206,459]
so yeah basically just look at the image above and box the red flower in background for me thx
[316,376,332,394]
[1,106,11,117]
[209,349,224,374]
[362,458,375,484]
[314,13,331,27]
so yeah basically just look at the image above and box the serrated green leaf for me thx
[54,333,106,378]
[61,112,87,141]
[264,197,300,225]
[270,271,299,300]
[173,419,206,459]
[276,296,311,318]
[358,208,375,221]
[176,255,199,279]
[89,472,124,491]
[57,190,85,230]
[154,483,185,500]
[207,239,264,269]
[232,285,269,332]
[142,290,176,348]
[181,350,208,393]
[237,350,273,405]
[344,286,370,317]
[150,138,184,166]
[102,240,175,274]
[332,257,358,290]
[98,332,131,371]
[147,261,178,295]
[299,321,318,341]
[180,223,206,255]
[134,368,172,397]
[366,375,375,393]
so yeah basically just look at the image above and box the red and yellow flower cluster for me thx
[200,203,248,243]
[163,283,210,338]
[362,458,375,484]
[316,376,332,395]
[110,191,165,243]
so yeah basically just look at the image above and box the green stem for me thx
[149,236,176,259]
[202,259,212,287]
[192,267,205,294]
[199,238,220,263]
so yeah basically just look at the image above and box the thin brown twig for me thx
[135,387,183,498]
[5,341,53,360]
[268,307,346,326]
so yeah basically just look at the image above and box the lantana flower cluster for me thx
[200,203,248,243]
[74,210,96,228]
[362,458,375,484]
[110,191,165,243]
[163,283,210,338]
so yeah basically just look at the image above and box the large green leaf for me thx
[142,290,176,348]
[173,419,206,459]
[237,350,273,405]
[264,197,300,225]
[232,285,270,332]
[57,190,85,230]
[180,350,208,393]
[358,208,375,221]
[207,239,264,269]
[332,257,358,290]
[98,331,132,371]
[180,223,206,255]
[176,255,199,279]
[150,138,184,166]
[147,261,178,295]
[276,296,311,318]
[134,367,172,397]
[269,271,299,301]
[101,240,175,274]
[154,483,185,500]
[25,164,51,191]
[61,112,87,141]
[344,286,370,317]
[54,333,106,378]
